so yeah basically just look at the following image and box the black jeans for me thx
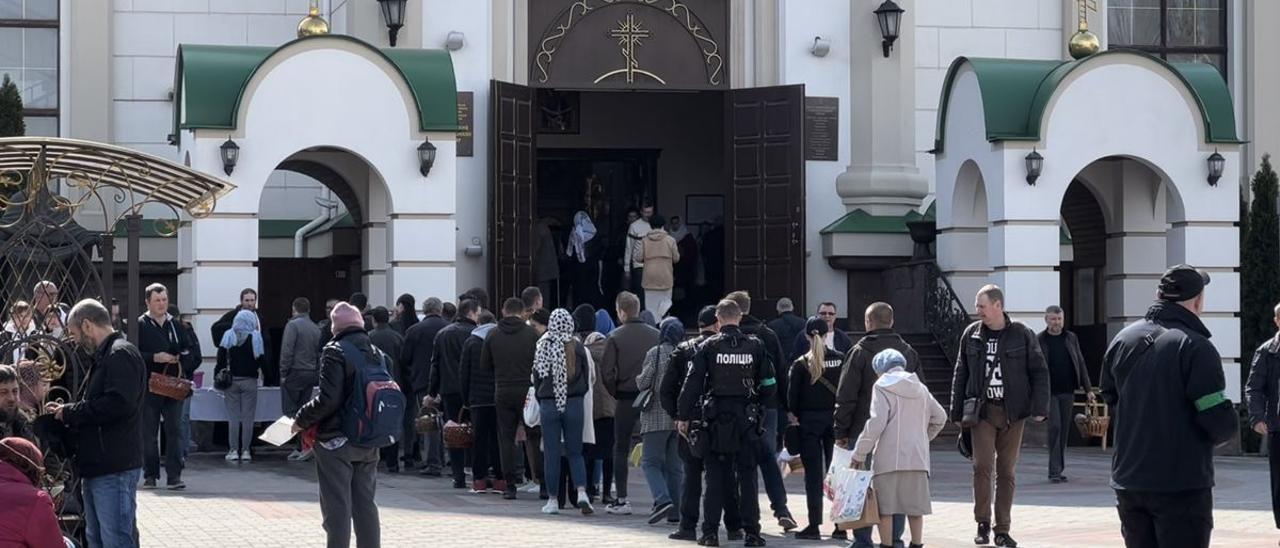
[400,387,421,465]
[678,435,740,533]
[442,393,467,484]
[495,389,527,485]
[797,412,834,527]
[588,417,615,499]
[1270,432,1280,528]
[613,397,639,500]
[471,405,502,483]
[143,393,184,483]
[1116,488,1213,548]
[1047,393,1074,479]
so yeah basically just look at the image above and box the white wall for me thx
[779,0,850,314]
[915,0,1063,195]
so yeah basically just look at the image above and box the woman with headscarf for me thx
[787,318,848,540]
[636,316,685,525]
[0,437,65,548]
[393,293,419,336]
[216,309,267,462]
[573,304,617,504]
[595,309,616,337]
[851,349,948,548]
[532,309,593,515]
[566,210,602,308]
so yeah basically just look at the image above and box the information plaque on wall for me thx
[805,96,838,162]
[457,91,474,157]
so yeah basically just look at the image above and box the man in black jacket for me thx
[725,290,797,531]
[368,307,405,473]
[1101,266,1236,548]
[429,299,479,489]
[950,285,1049,548]
[403,297,447,474]
[835,302,919,548]
[486,297,540,499]
[790,302,855,361]
[48,299,146,548]
[1247,302,1280,534]
[135,283,192,490]
[459,311,500,492]
[293,301,383,548]
[1038,305,1094,484]
[767,298,805,362]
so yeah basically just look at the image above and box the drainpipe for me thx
[295,189,337,258]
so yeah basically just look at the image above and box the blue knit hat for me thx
[872,348,906,375]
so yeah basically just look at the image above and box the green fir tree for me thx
[1242,154,1280,377]
[0,74,24,137]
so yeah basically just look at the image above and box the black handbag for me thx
[961,354,998,428]
[214,367,233,391]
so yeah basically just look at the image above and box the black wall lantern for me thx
[418,138,437,177]
[874,0,905,58]
[1207,149,1225,186]
[377,0,407,47]
[220,138,239,176]
[1025,149,1043,185]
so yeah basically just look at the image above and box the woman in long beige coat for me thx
[852,348,948,548]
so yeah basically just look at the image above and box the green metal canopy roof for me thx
[931,50,1241,154]
[173,35,458,141]
[820,202,936,235]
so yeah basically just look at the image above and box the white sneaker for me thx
[606,500,633,515]
[240,452,252,462]
[287,450,304,461]
[225,450,239,461]
[521,482,541,493]
[576,489,594,515]
[541,500,559,514]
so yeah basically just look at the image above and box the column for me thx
[834,0,928,215]
[386,216,459,307]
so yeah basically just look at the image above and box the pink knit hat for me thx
[330,302,365,335]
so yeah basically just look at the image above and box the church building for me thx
[10,0,1271,396]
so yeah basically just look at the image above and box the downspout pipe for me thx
[295,189,337,258]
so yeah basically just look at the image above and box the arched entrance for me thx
[933,50,1244,395]
[172,35,460,364]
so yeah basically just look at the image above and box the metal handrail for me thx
[922,261,974,364]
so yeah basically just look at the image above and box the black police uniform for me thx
[678,324,776,545]
[663,331,742,538]
[786,348,847,530]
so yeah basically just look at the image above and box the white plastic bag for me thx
[522,386,541,427]
[824,446,873,524]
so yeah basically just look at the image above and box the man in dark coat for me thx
[791,302,855,361]
[48,299,147,548]
[210,288,275,384]
[950,285,1049,548]
[834,302,920,548]
[429,299,479,488]
[1037,305,1094,484]
[767,298,806,362]
[368,307,405,473]
[1248,302,1280,534]
[401,297,447,472]
[1102,266,1236,548]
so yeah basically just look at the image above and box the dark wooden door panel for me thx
[727,85,805,314]
[490,80,537,301]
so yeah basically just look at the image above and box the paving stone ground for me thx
[138,446,1275,547]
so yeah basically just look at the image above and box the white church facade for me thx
[8,0,1273,396]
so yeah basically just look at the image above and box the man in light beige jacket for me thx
[640,215,680,319]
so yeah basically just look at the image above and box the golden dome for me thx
[297,6,329,38]
[1069,29,1100,60]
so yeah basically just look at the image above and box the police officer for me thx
[787,317,847,541]
[663,306,744,542]
[678,299,776,547]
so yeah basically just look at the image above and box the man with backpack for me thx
[295,301,406,548]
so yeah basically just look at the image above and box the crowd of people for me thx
[0,261,1265,548]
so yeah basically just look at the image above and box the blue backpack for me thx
[338,340,406,448]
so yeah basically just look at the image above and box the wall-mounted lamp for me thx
[445,31,466,51]
[220,138,239,176]
[1025,149,1043,186]
[377,0,407,47]
[810,36,830,57]
[1207,149,1225,186]
[874,0,905,58]
[418,138,437,177]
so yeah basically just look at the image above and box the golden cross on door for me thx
[1077,0,1098,29]
[595,12,667,85]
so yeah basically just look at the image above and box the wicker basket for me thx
[443,408,473,449]
[148,370,192,401]
[1074,402,1110,438]
[415,407,440,434]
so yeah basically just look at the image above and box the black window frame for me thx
[0,0,60,135]
[1108,0,1229,77]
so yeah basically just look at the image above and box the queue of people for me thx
[0,260,1266,548]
